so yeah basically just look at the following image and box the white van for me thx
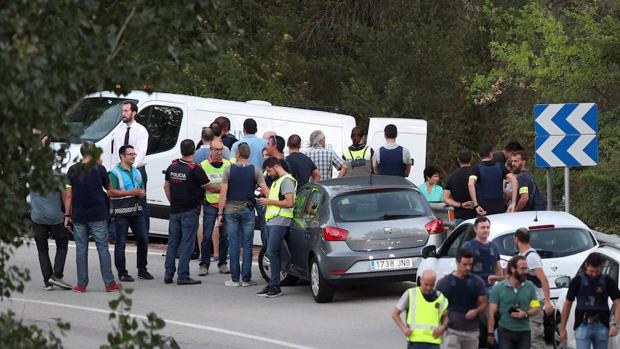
[57,91,427,236]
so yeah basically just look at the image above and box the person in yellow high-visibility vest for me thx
[392,270,449,349]
[256,156,297,298]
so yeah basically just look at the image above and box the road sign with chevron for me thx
[534,103,598,168]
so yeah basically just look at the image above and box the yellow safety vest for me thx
[343,146,371,160]
[201,159,230,204]
[265,173,297,220]
[406,287,448,344]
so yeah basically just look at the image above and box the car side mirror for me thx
[555,275,571,288]
[422,245,436,258]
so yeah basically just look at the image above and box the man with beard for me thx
[487,256,541,349]
[510,150,546,212]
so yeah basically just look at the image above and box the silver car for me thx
[258,175,444,303]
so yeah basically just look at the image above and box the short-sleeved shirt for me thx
[566,274,620,330]
[516,171,541,211]
[67,163,110,224]
[372,143,413,167]
[231,134,268,169]
[470,160,509,214]
[194,144,231,163]
[462,239,501,287]
[165,159,210,214]
[445,166,476,220]
[396,287,441,312]
[221,163,265,214]
[520,248,545,300]
[417,183,444,202]
[108,165,144,191]
[266,176,296,227]
[436,273,487,331]
[286,151,317,188]
[490,279,539,332]
[30,183,65,226]
[303,147,345,180]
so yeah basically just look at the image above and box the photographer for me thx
[487,255,540,349]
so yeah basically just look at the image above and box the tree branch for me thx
[106,6,137,64]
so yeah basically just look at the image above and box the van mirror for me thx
[422,245,436,258]
[555,275,571,288]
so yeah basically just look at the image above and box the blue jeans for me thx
[165,210,198,281]
[114,213,149,276]
[407,342,439,349]
[266,225,289,287]
[225,207,254,282]
[138,166,150,235]
[575,323,609,349]
[200,205,228,267]
[73,220,115,288]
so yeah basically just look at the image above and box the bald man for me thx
[392,270,449,349]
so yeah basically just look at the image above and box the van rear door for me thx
[367,118,427,185]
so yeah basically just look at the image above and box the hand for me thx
[216,214,224,227]
[432,325,445,338]
[402,328,412,337]
[543,300,554,316]
[135,189,146,198]
[560,328,567,343]
[465,309,478,320]
[257,197,269,206]
[476,206,487,215]
[611,326,618,337]
[506,203,515,213]
[510,309,527,319]
[487,334,495,346]
[488,274,497,285]
[64,216,72,232]
[462,201,474,209]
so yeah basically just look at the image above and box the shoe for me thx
[224,280,241,287]
[49,277,72,290]
[241,280,257,287]
[72,285,87,293]
[138,271,154,280]
[218,265,230,274]
[257,286,272,296]
[198,265,209,276]
[177,278,201,285]
[119,274,135,282]
[266,286,282,298]
[106,282,120,292]
[164,277,173,284]
[43,284,54,291]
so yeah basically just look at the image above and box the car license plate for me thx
[370,258,414,271]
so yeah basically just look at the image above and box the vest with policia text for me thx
[343,145,372,177]
[576,272,609,312]
[265,174,297,221]
[201,159,230,204]
[406,287,448,344]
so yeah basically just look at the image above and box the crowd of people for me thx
[29,100,619,348]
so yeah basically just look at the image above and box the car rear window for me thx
[332,188,431,222]
[493,228,596,258]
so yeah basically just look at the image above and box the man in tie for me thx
[113,101,150,235]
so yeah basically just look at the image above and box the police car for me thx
[553,244,620,349]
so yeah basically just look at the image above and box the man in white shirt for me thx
[113,101,150,233]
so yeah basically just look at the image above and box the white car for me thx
[554,245,620,349]
[417,211,599,342]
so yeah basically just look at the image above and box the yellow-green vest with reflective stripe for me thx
[343,146,371,160]
[201,159,230,204]
[265,174,297,220]
[343,146,372,177]
[406,287,448,344]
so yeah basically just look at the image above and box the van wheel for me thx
[310,257,335,303]
[258,246,298,286]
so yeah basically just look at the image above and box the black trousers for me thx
[498,327,530,349]
[32,223,69,286]
[138,165,150,234]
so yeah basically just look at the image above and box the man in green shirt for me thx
[488,255,540,349]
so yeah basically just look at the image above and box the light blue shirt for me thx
[231,134,268,169]
[417,183,444,202]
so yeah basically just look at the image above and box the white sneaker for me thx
[198,265,209,276]
[43,284,53,291]
[224,280,241,287]
[49,277,72,290]
[241,280,257,287]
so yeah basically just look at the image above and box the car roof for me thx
[594,244,620,258]
[311,175,417,196]
[458,211,591,237]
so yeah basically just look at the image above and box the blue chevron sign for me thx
[534,103,598,168]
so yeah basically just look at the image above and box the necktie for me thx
[124,127,131,146]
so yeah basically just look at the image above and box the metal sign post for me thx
[534,103,598,212]
[546,170,552,211]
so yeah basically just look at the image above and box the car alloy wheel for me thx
[310,257,335,303]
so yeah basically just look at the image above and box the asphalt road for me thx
[1,241,412,349]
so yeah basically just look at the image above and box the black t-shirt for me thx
[471,160,509,214]
[222,134,238,149]
[566,274,620,329]
[67,162,110,224]
[165,159,210,214]
[445,166,476,220]
[286,152,317,188]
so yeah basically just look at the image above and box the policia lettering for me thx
[407,288,449,344]
[265,174,297,220]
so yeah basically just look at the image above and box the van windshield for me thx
[59,97,132,142]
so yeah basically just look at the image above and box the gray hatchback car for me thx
[258,175,444,303]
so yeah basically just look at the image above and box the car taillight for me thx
[323,227,349,241]
[425,218,443,234]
